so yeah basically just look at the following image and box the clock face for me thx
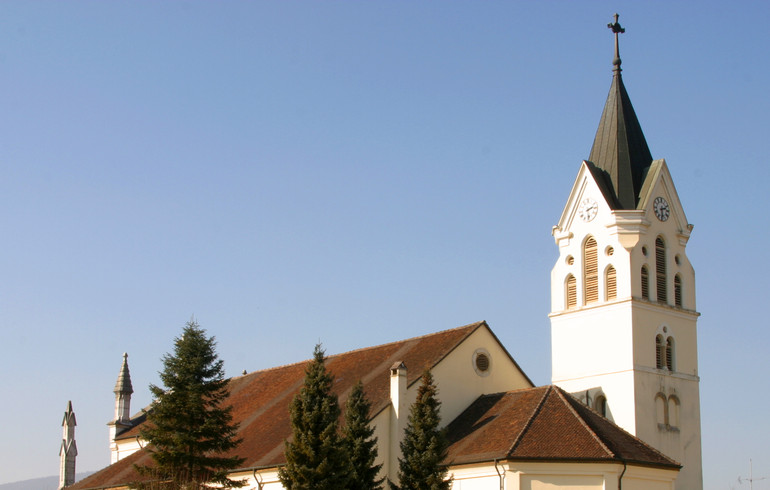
[654,196,670,221]
[578,197,598,222]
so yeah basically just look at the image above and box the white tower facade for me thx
[550,16,702,490]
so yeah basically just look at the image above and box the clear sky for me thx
[1,2,767,488]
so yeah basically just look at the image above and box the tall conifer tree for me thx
[393,370,451,490]
[279,344,352,489]
[343,381,383,490]
[136,321,244,489]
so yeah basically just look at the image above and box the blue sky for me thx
[1,2,768,488]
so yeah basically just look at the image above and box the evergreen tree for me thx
[279,344,352,490]
[393,371,452,490]
[136,321,245,489]
[343,381,384,490]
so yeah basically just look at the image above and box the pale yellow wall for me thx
[449,463,502,490]
[112,437,142,463]
[521,474,603,490]
[497,461,675,490]
[622,465,678,490]
[430,325,533,425]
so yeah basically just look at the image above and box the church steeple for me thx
[551,14,703,489]
[588,14,653,210]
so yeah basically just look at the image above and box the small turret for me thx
[58,401,77,489]
[113,352,134,424]
[108,353,134,463]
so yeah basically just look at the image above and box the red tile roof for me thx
[70,322,488,490]
[445,385,680,469]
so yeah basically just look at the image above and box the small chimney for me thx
[390,361,407,419]
[388,362,408,483]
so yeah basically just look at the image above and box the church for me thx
[62,16,703,490]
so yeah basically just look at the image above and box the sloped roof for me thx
[70,321,507,490]
[445,385,679,469]
[587,68,653,210]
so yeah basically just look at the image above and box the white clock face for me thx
[654,196,670,221]
[578,197,598,222]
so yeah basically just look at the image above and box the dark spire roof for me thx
[588,15,653,210]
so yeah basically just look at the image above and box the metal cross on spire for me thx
[607,13,625,72]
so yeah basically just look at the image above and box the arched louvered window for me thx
[641,265,650,300]
[656,236,667,304]
[666,337,675,371]
[656,335,665,369]
[566,274,577,310]
[606,265,617,300]
[674,274,683,307]
[584,237,598,304]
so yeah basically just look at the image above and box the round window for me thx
[472,349,492,377]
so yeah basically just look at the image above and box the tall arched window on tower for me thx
[605,265,617,300]
[584,236,599,304]
[668,396,680,429]
[656,236,667,304]
[655,393,667,428]
[565,274,577,309]
[674,274,683,307]
[641,265,650,300]
[655,334,665,369]
[666,336,675,371]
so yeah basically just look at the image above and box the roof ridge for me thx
[234,321,486,379]
[551,386,615,458]
[505,385,550,457]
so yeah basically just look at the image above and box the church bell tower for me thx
[549,15,703,489]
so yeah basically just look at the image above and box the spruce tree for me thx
[136,321,245,489]
[343,381,384,490]
[279,344,352,490]
[393,370,452,490]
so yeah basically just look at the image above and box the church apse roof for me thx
[444,385,680,469]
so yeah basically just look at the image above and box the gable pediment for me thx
[637,159,692,241]
[552,161,616,246]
